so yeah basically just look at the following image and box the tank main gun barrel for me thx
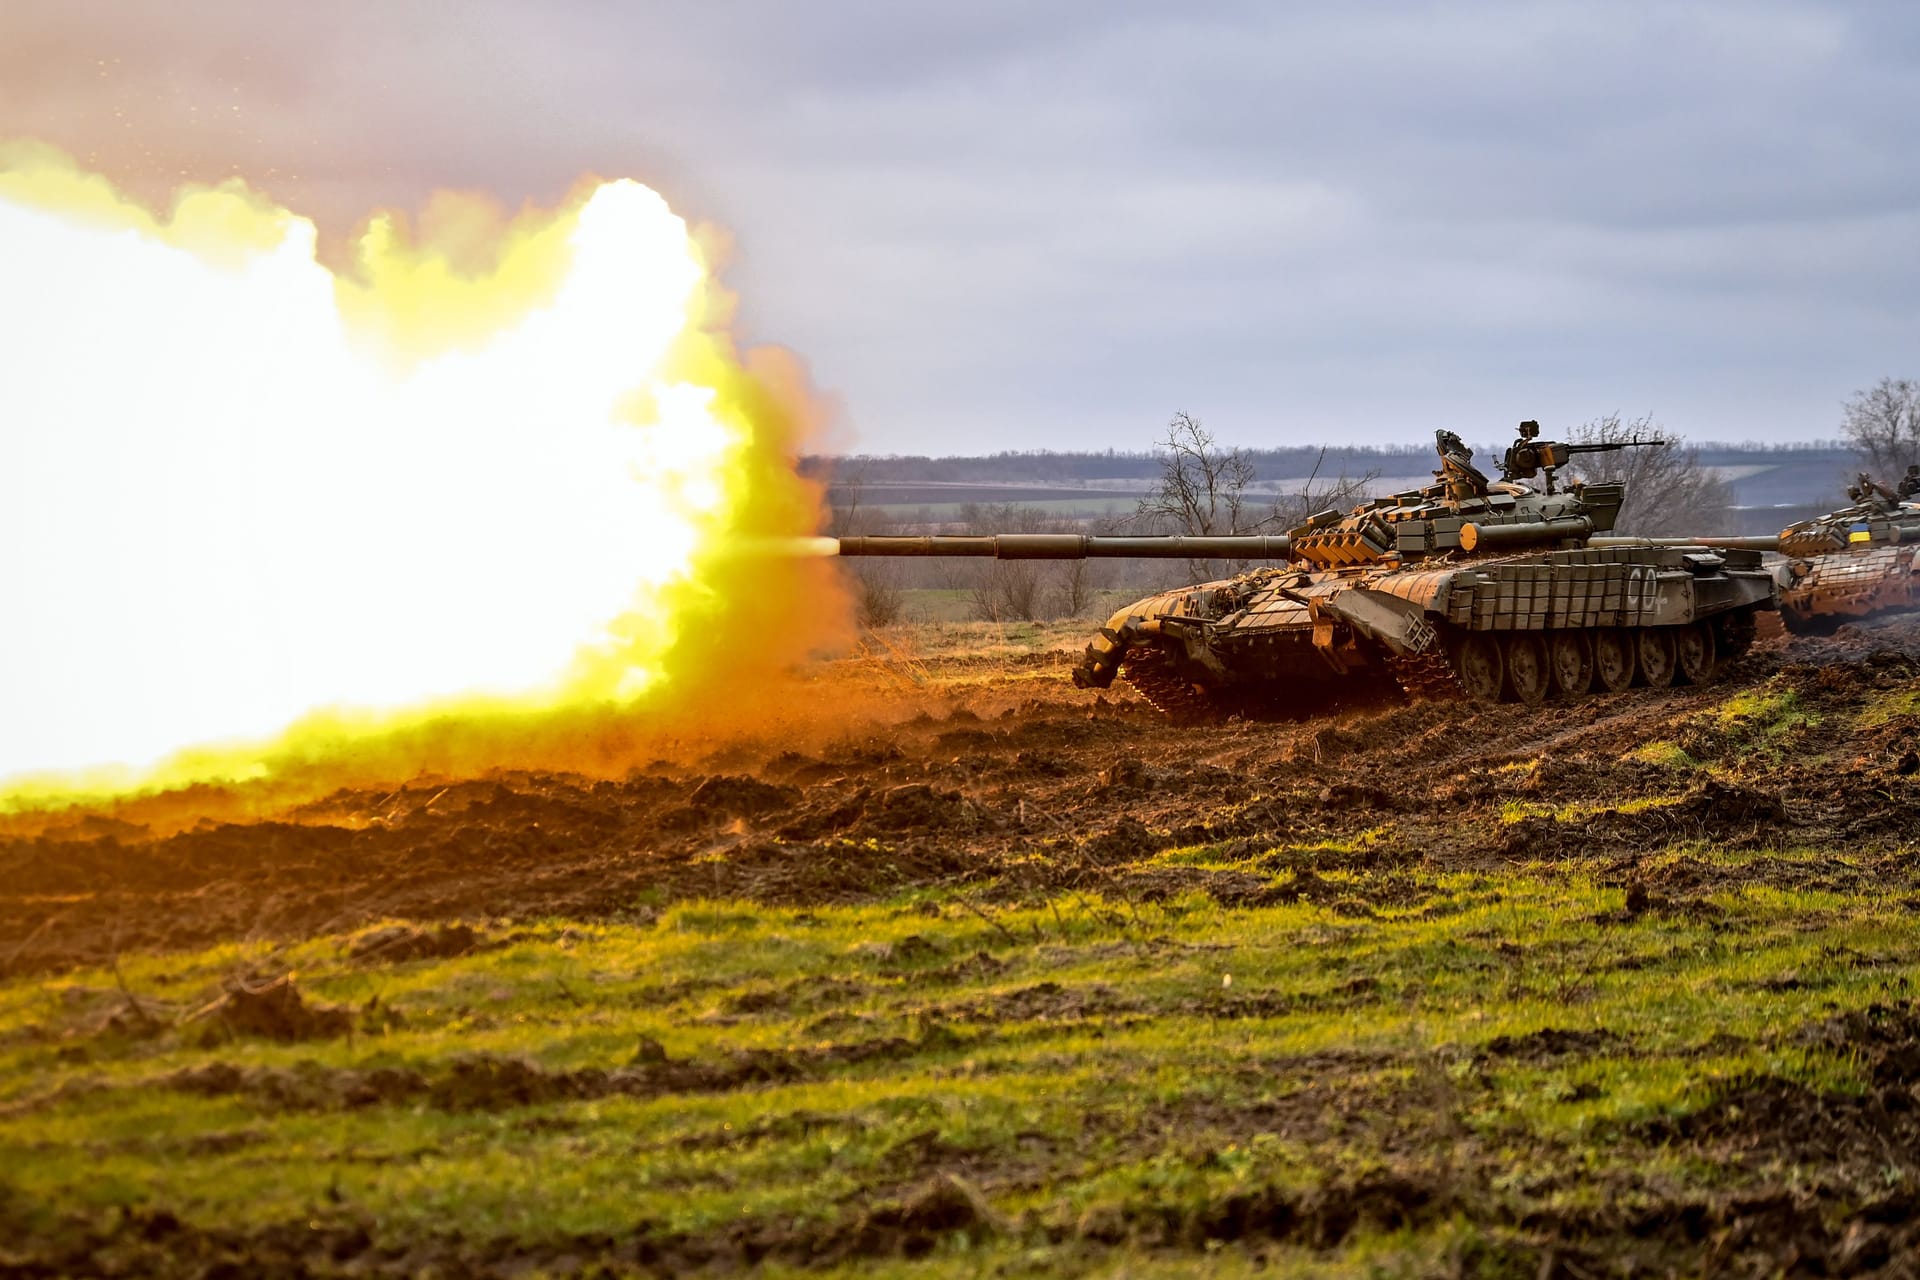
[1590,535,1782,552]
[834,534,1293,560]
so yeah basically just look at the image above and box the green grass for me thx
[871,589,1144,628]
[1150,830,1387,870]
[1624,682,1828,776]
[858,607,1113,650]
[4,866,1916,1274]
[1713,686,1816,738]
[1857,687,1920,728]
[1624,740,1700,769]
[1498,793,1683,823]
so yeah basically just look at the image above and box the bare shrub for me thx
[958,502,1048,622]
[852,568,907,629]
[1566,414,1733,536]
[1271,446,1377,530]
[827,465,907,629]
[1056,557,1095,618]
[970,562,1043,623]
[1840,377,1920,481]
[1135,412,1260,540]
[1134,413,1373,580]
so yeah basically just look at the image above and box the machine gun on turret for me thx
[1499,419,1666,494]
[1845,471,1900,510]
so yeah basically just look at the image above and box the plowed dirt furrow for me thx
[1,620,1917,977]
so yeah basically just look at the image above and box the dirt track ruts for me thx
[5,615,1919,979]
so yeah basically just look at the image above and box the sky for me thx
[2,1,1916,455]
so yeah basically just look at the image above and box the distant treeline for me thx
[801,440,1854,486]
[808,440,1873,538]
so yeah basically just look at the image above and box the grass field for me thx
[9,861,1915,1276]
[4,616,1920,1276]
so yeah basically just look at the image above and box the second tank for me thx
[1773,469,1920,634]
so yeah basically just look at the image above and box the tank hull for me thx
[1076,545,1776,712]
[1779,544,1920,633]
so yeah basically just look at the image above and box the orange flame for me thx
[0,142,847,804]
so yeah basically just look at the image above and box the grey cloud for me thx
[2,0,1915,451]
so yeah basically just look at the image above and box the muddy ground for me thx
[5,614,1920,1277]
[8,617,1919,980]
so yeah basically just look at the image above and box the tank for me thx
[836,422,1780,714]
[1772,471,1920,634]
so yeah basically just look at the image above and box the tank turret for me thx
[1280,425,1643,568]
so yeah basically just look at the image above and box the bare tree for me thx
[1133,412,1260,540]
[1565,414,1733,537]
[1840,376,1920,480]
[1134,412,1268,581]
[1134,414,1374,580]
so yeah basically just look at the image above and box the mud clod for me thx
[1499,814,1563,859]
[1084,816,1168,864]
[1013,749,1070,776]
[1097,758,1154,792]
[1669,778,1790,826]
[1317,782,1396,811]
[873,784,972,830]
[1480,1027,1620,1062]
[689,774,800,816]
[187,976,352,1043]
[348,922,483,964]
[856,1173,1001,1255]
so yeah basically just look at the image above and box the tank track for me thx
[1719,609,1762,656]
[1386,647,1463,703]
[1120,650,1219,721]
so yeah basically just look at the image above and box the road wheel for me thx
[1456,632,1506,702]
[1504,632,1550,705]
[1546,631,1593,700]
[1635,627,1677,688]
[1674,621,1717,684]
[1591,628,1635,693]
